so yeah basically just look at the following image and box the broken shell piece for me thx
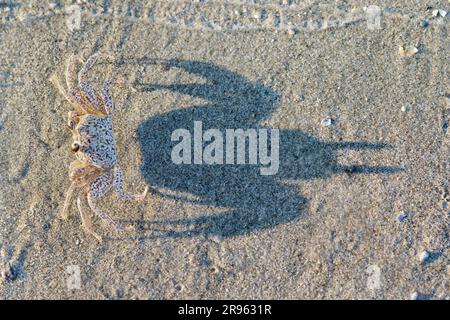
[432,9,447,17]
[321,118,333,127]
[401,104,412,112]
[419,250,430,263]
[399,45,418,57]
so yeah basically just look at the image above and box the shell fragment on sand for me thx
[432,9,447,17]
[419,250,430,263]
[401,105,411,112]
[399,45,418,57]
[321,118,333,127]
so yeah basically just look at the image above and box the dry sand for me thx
[0,0,449,299]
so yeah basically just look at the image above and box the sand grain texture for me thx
[0,0,449,299]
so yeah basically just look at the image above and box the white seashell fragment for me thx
[399,45,418,57]
[432,9,447,17]
[410,292,419,300]
[321,118,332,127]
[419,250,430,263]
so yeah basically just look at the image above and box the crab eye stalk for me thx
[67,120,75,130]
[70,143,80,152]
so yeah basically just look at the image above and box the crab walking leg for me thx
[113,165,148,202]
[50,74,83,112]
[78,52,101,84]
[51,68,91,116]
[80,81,100,110]
[90,171,113,196]
[66,55,77,92]
[69,86,102,116]
[65,55,95,113]
[87,193,123,232]
[77,196,102,242]
[101,79,114,115]
[86,171,123,231]
[61,182,76,219]
[78,53,101,110]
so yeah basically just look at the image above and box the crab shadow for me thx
[120,58,401,240]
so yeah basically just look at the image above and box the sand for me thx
[0,0,449,299]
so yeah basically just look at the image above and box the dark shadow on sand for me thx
[118,58,401,240]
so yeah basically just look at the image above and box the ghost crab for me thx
[51,52,148,241]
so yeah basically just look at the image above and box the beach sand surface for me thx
[0,0,449,299]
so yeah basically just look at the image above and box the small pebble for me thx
[174,283,184,292]
[399,45,418,57]
[432,9,447,17]
[419,250,430,263]
[116,288,124,298]
[321,118,333,127]
[396,212,409,222]
[287,28,296,36]
[411,291,419,300]
[420,20,429,28]
[253,12,262,21]
[210,266,219,274]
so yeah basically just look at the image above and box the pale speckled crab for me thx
[51,52,148,241]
